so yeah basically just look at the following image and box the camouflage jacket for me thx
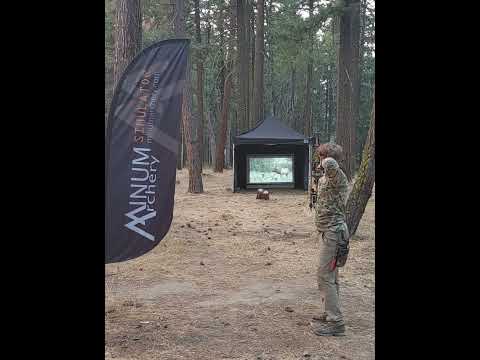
[314,158,349,233]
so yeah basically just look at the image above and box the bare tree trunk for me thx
[356,0,368,155]
[206,111,217,167]
[215,61,233,172]
[248,1,255,128]
[324,76,329,141]
[225,117,232,168]
[217,4,226,107]
[112,0,142,91]
[303,62,313,137]
[327,71,334,140]
[177,120,183,170]
[174,2,184,171]
[183,132,187,167]
[175,0,203,193]
[253,0,265,126]
[359,0,367,80]
[303,0,314,137]
[237,0,249,132]
[346,87,374,237]
[330,19,337,143]
[215,0,235,172]
[265,0,275,115]
[194,0,205,172]
[225,0,236,166]
[351,0,361,170]
[289,65,296,128]
[336,0,354,180]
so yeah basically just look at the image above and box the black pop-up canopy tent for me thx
[233,115,313,192]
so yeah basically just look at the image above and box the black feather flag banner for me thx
[105,39,189,264]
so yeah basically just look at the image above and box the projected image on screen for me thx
[248,156,294,184]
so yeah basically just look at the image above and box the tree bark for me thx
[350,0,361,170]
[215,1,236,172]
[330,19,337,143]
[206,111,217,166]
[266,0,275,115]
[225,116,232,168]
[112,0,142,91]
[248,0,255,128]
[303,62,313,137]
[177,119,183,170]
[356,0,368,154]
[214,61,233,172]
[194,0,205,172]
[252,0,265,126]
[346,86,374,237]
[237,0,249,132]
[335,0,354,180]
[217,4,226,107]
[175,0,203,193]
[324,76,329,141]
[289,65,296,129]
[303,0,314,137]
[327,74,333,141]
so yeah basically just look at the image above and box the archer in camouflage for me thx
[311,156,350,337]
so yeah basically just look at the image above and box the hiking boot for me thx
[312,321,345,336]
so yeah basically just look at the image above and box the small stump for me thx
[262,190,270,200]
[256,188,264,199]
[256,189,270,200]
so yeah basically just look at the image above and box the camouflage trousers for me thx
[317,225,349,323]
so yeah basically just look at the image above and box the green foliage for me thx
[105,0,375,161]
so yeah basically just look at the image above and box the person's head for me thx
[322,157,340,178]
[315,143,343,163]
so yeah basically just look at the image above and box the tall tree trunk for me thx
[359,0,367,80]
[225,0,236,164]
[327,71,334,141]
[175,0,203,193]
[183,131,188,167]
[248,1,255,128]
[225,116,232,168]
[289,65,296,129]
[206,111,217,167]
[350,0,361,170]
[215,1,236,172]
[112,0,142,91]
[177,120,183,170]
[303,62,313,137]
[176,7,185,172]
[265,0,275,115]
[335,0,354,180]
[194,0,205,172]
[324,77,329,142]
[330,19,337,143]
[217,4,226,107]
[346,87,374,237]
[237,0,249,132]
[215,60,233,172]
[253,0,265,126]
[303,0,314,137]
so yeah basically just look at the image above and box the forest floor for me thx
[105,169,375,360]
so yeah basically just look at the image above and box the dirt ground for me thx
[105,169,375,360]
